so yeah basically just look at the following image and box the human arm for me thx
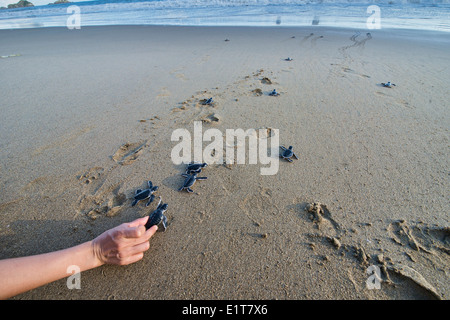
[0,217,157,299]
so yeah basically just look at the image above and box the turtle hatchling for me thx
[132,180,159,206]
[279,145,299,162]
[178,173,207,193]
[144,196,168,231]
[381,81,396,88]
[185,162,208,174]
[269,89,280,96]
[202,97,214,105]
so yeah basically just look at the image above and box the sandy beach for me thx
[0,25,449,300]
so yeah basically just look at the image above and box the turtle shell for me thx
[145,210,163,230]
[183,175,196,188]
[135,189,150,200]
[283,149,293,158]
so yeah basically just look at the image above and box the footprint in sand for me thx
[261,77,273,85]
[341,67,371,79]
[77,166,105,186]
[81,184,127,220]
[169,67,189,81]
[239,187,278,228]
[175,73,188,81]
[251,88,263,96]
[156,87,171,99]
[170,88,222,125]
[304,202,342,237]
[77,168,127,219]
[112,141,146,165]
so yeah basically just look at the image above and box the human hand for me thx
[91,217,157,266]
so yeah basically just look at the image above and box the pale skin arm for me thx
[0,216,157,300]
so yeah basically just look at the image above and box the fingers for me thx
[109,252,144,266]
[117,223,157,241]
[112,241,151,265]
[107,224,158,266]
[127,216,149,228]
[146,225,158,237]
[118,225,147,240]
[96,219,159,266]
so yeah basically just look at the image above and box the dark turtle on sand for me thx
[269,89,280,96]
[279,145,299,162]
[381,81,396,88]
[284,57,293,61]
[178,173,207,193]
[144,196,168,231]
[202,97,214,105]
[186,162,208,174]
[132,180,159,207]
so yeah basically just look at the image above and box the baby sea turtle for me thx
[284,57,293,61]
[381,81,396,88]
[279,145,299,162]
[178,173,207,193]
[185,162,208,174]
[144,196,168,231]
[269,89,280,96]
[132,180,159,207]
[202,97,214,105]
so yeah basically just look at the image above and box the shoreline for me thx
[2,23,450,33]
[0,25,448,299]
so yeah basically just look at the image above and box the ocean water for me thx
[0,0,449,32]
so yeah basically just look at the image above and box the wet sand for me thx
[0,25,449,300]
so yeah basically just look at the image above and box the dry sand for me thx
[0,25,449,300]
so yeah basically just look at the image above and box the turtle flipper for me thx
[293,153,299,160]
[178,186,184,191]
[148,181,153,188]
[286,158,293,162]
[155,196,162,208]
[161,216,168,232]
[135,189,142,195]
[131,199,139,206]
[146,194,155,206]
[196,177,207,180]
[187,188,194,193]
